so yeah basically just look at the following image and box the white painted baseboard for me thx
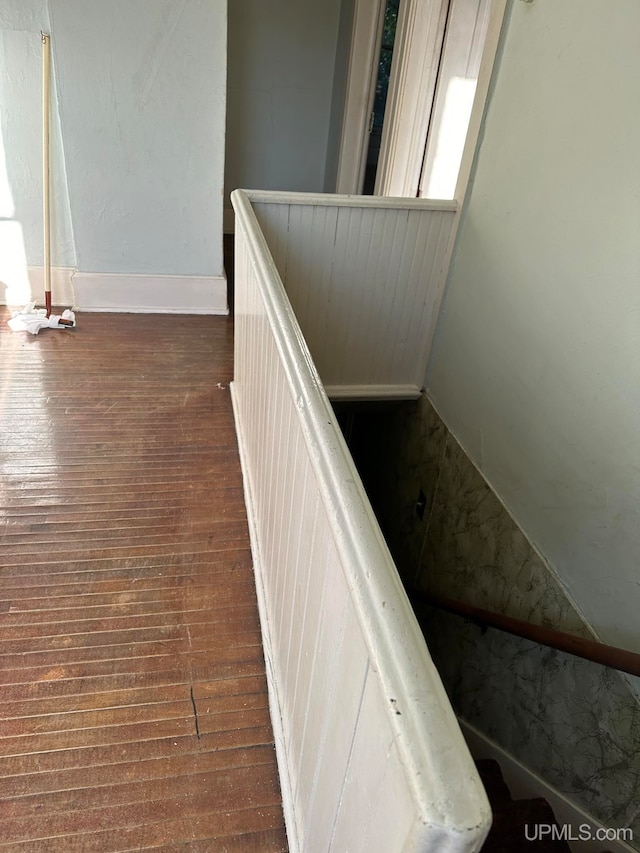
[0,267,75,309]
[460,720,637,853]
[29,266,76,307]
[72,272,228,314]
[2,269,228,315]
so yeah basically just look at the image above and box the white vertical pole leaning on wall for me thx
[42,32,52,317]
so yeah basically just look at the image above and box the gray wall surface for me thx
[225,0,343,213]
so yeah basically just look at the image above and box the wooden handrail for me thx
[410,589,640,679]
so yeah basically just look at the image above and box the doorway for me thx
[336,0,507,202]
[362,0,401,194]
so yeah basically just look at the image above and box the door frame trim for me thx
[421,0,509,383]
[334,0,509,207]
[375,0,450,197]
[334,0,386,195]
[453,0,509,204]
[377,0,508,203]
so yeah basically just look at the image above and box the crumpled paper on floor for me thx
[8,302,76,335]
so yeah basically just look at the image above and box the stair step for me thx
[485,797,572,851]
[476,759,572,851]
[476,759,512,808]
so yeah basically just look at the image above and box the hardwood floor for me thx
[0,309,287,851]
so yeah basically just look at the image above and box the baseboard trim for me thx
[0,267,75,308]
[72,272,228,314]
[230,381,300,853]
[326,383,422,401]
[460,720,637,853]
[3,269,229,314]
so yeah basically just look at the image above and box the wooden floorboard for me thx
[0,309,287,852]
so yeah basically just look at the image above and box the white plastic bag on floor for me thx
[8,302,75,334]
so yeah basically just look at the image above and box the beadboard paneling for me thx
[230,188,490,853]
[250,191,457,398]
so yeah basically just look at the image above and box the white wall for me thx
[225,0,343,215]
[50,0,226,277]
[427,0,640,649]
[1,0,227,310]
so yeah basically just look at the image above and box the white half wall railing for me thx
[230,188,490,853]
[246,190,457,400]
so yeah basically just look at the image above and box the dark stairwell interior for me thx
[334,398,629,853]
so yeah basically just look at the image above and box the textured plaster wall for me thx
[1,0,226,280]
[427,0,640,650]
[49,0,226,276]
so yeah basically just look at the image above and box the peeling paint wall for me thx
[0,0,226,283]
